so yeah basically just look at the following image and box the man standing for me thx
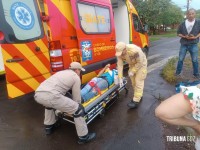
[175,8,200,79]
[34,62,96,144]
[115,42,147,109]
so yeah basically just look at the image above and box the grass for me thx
[149,30,177,42]
[161,57,178,84]
[0,71,5,75]
[149,37,160,42]
[151,31,200,84]
[161,44,200,84]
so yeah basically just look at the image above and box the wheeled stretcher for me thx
[56,78,128,124]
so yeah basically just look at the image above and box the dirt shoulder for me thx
[162,122,195,150]
[161,56,200,150]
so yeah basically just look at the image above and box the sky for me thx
[171,0,200,10]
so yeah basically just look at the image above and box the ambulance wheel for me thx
[142,47,148,57]
[99,110,105,119]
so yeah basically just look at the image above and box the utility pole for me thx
[186,0,192,11]
[186,0,189,11]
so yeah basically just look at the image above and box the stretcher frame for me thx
[56,78,128,124]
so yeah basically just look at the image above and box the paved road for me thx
[0,37,180,150]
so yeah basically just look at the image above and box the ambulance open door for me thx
[127,1,149,51]
[0,0,51,98]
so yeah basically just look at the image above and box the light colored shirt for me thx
[185,19,195,34]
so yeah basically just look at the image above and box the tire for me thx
[142,47,149,57]
[99,109,105,119]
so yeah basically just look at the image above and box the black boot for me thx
[78,132,96,144]
[45,124,54,135]
[127,100,139,109]
[45,120,61,135]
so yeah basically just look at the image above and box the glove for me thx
[128,71,134,77]
[119,78,124,88]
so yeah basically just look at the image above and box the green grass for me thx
[161,57,178,84]
[0,70,5,75]
[149,37,160,42]
[161,44,200,84]
[159,33,177,38]
[149,31,177,42]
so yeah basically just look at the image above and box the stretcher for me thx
[56,78,128,124]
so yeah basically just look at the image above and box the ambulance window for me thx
[0,1,44,44]
[78,3,111,34]
[133,14,143,33]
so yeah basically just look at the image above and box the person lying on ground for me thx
[81,64,117,102]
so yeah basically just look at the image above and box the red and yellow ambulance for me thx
[0,0,149,98]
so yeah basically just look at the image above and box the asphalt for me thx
[0,37,180,150]
[0,67,175,150]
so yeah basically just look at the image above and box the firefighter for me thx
[115,42,147,109]
[34,62,96,144]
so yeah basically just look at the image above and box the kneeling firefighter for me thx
[34,62,96,144]
[115,42,147,109]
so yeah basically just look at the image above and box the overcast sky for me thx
[171,0,200,10]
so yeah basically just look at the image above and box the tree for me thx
[160,4,183,31]
[196,10,200,19]
[134,0,183,34]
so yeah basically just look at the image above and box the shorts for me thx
[181,85,200,121]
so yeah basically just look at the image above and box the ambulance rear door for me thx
[0,0,51,98]
[0,46,5,75]
[127,1,149,49]
[70,0,116,73]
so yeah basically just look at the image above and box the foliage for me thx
[161,57,178,84]
[161,44,200,84]
[161,4,183,26]
[149,37,160,42]
[196,10,200,19]
[149,30,177,42]
[133,0,183,34]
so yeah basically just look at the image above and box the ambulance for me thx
[0,47,5,75]
[0,0,149,99]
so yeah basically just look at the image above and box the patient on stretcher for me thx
[81,64,118,102]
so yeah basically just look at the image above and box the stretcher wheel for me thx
[99,109,105,119]
[116,95,119,100]
[125,87,129,95]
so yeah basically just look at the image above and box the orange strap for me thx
[94,86,101,95]
[88,81,95,87]
[88,81,102,95]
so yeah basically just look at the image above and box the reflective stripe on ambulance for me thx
[2,38,51,98]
